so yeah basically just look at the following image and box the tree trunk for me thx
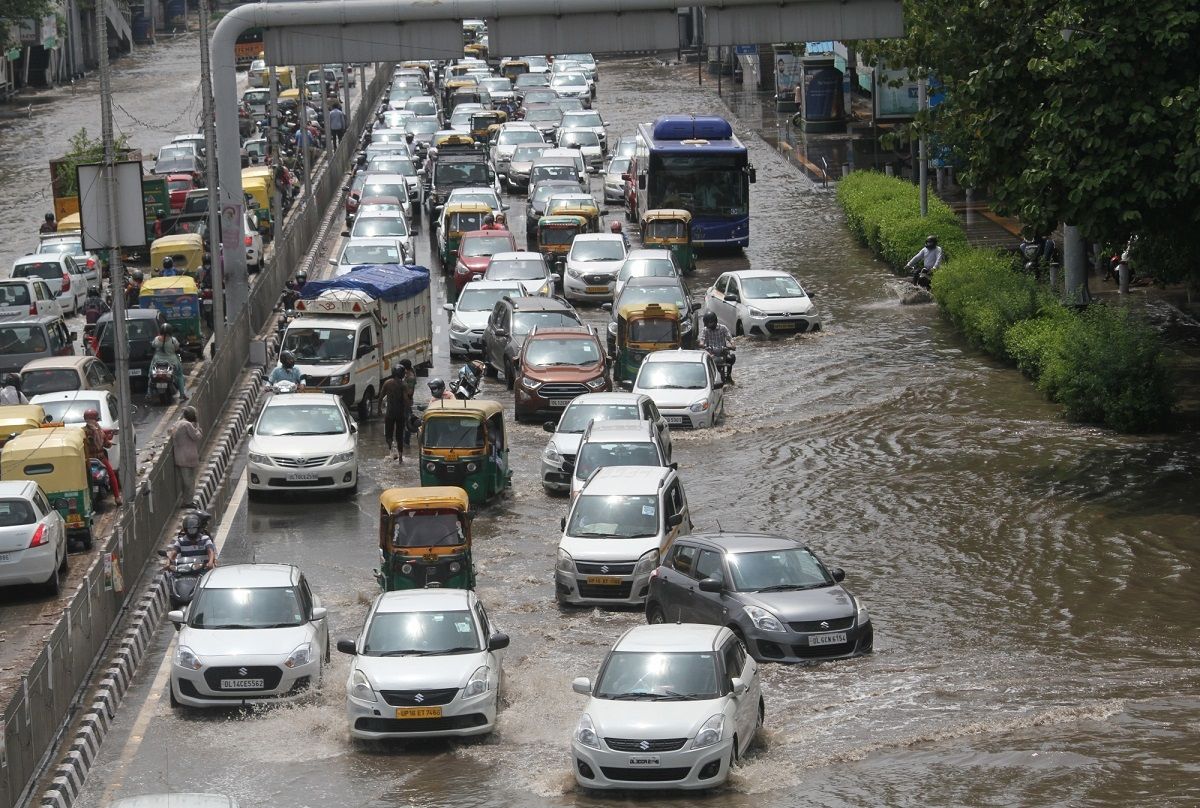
[1062,224,1091,306]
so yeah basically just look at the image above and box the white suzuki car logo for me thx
[238,667,248,676]
[639,740,650,751]
[600,565,609,574]
[819,621,829,630]
[414,693,425,703]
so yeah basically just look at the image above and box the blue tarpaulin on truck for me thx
[300,264,431,302]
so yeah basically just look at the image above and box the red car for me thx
[166,173,197,213]
[453,229,517,291]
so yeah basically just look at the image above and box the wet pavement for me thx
[71,56,1200,808]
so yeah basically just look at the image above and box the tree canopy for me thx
[0,0,54,46]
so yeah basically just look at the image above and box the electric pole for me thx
[198,0,225,345]
[918,73,928,217]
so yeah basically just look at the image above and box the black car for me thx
[645,533,873,663]
[95,309,167,390]
[482,295,581,388]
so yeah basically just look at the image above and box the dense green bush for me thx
[930,249,1043,357]
[837,171,968,269]
[1002,307,1073,379]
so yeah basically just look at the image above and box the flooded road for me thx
[75,57,1200,808]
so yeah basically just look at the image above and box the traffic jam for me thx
[61,22,854,804]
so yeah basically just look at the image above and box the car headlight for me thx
[633,549,658,576]
[330,450,356,464]
[692,714,725,749]
[455,262,470,275]
[744,605,785,633]
[535,282,551,296]
[247,452,272,465]
[585,376,607,390]
[284,642,313,669]
[748,306,766,317]
[520,376,541,390]
[175,645,202,671]
[566,267,583,279]
[328,374,350,386]
[463,665,490,698]
[349,669,377,702]
[449,317,470,334]
[856,597,870,626]
[557,547,574,572]
[575,713,601,749]
[689,399,711,413]
[607,321,617,336]
[680,318,693,333]
[543,444,563,465]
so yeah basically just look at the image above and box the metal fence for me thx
[0,65,390,808]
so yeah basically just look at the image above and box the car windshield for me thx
[560,131,599,147]
[14,262,61,280]
[189,586,306,629]
[457,286,518,312]
[255,403,347,436]
[486,259,544,280]
[341,244,402,264]
[513,311,578,335]
[0,499,35,526]
[390,511,464,548]
[158,146,193,161]
[499,130,543,146]
[436,162,492,185]
[406,120,439,135]
[525,108,561,123]
[523,89,556,104]
[512,144,551,162]
[637,362,707,390]
[38,240,83,257]
[368,159,416,176]
[557,403,640,433]
[727,548,833,592]
[533,183,576,204]
[553,74,587,87]
[0,326,48,355]
[524,337,599,367]
[620,258,675,281]
[448,191,498,209]
[532,166,577,186]
[607,158,631,175]
[362,610,480,656]
[629,318,678,342]
[571,240,624,262]
[35,398,105,424]
[363,181,408,200]
[462,236,513,257]
[423,416,485,449]
[594,651,720,700]
[740,275,808,299]
[450,109,475,127]
[515,74,548,88]
[281,326,357,364]
[575,441,661,480]
[567,493,659,539]
[352,217,409,238]
[406,99,437,115]
[21,370,80,395]
[564,112,602,127]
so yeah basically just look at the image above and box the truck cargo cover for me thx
[300,264,431,302]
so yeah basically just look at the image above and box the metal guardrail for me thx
[0,64,390,808]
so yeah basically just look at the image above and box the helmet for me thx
[4,373,20,389]
[161,323,174,336]
[925,235,939,248]
[610,220,622,233]
[280,350,296,368]
[156,209,165,219]
[182,512,202,538]
[87,285,101,298]
[285,280,295,290]
[83,408,100,422]
[703,311,718,328]
[44,212,55,222]
[483,213,495,225]
[428,378,446,396]
[131,270,144,282]
[399,358,414,372]
[162,256,174,269]
[294,270,307,285]
[391,361,405,379]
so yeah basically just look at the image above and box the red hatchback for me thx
[166,174,197,213]
[453,229,517,292]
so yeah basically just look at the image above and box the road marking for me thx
[213,472,248,554]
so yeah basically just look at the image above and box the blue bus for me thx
[632,115,755,248]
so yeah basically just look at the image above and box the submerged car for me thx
[702,269,821,337]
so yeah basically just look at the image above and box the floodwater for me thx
[76,57,1200,808]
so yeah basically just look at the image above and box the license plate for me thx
[664,416,683,425]
[220,678,265,689]
[585,285,608,293]
[395,706,442,719]
[285,472,319,482]
[628,756,660,767]
[586,575,622,586]
[773,321,796,330]
[549,399,573,407]
[0,553,10,563]
[809,632,847,646]
[128,368,142,376]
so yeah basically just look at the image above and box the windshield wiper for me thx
[607,692,656,700]
[379,647,477,657]
[572,531,616,538]
[756,583,826,593]
[661,689,706,700]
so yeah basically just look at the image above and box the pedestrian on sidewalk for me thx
[171,406,203,506]
[328,103,347,147]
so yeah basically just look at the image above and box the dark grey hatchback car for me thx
[645,533,873,663]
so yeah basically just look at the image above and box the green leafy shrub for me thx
[837,171,920,245]
[1002,306,1073,379]
[930,249,1042,357]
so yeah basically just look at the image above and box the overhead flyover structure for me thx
[212,0,903,316]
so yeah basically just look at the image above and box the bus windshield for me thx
[649,154,747,216]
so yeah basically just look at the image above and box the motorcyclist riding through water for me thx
[698,311,736,384]
[905,235,944,288]
[268,350,305,388]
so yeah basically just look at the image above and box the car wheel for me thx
[646,603,666,624]
[735,319,745,337]
[43,565,62,597]
[59,549,68,573]
[504,361,515,391]
[757,698,765,732]
[357,388,374,421]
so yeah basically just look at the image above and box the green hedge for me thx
[837,171,1174,432]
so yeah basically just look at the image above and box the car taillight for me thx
[28,305,37,315]
[61,272,70,293]
[244,236,253,246]
[86,258,96,269]
[28,524,48,548]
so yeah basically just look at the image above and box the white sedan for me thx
[31,390,126,473]
[703,269,822,337]
[0,480,68,596]
[246,392,358,496]
[571,623,762,790]
[632,350,724,429]
[167,564,329,708]
[340,588,508,739]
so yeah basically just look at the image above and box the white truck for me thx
[280,264,433,418]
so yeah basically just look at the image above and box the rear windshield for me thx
[0,499,35,527]
[98,319,160,344]
[22,368,80,395]
[37,399,104,424]
[0,326,49,355]
[14,262,60,281]
[0,285,31,306]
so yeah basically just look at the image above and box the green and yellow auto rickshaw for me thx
[536,214,587,275]
[641,208,695,274]
[241,165,275,237]
[500,59,530,83]
[614,302,681,385]
[0,405,47,448]
[546,196,602,233]
[375,486,475,590]
[150,233,205,279]
[470,110,507,142]
[439,200,492,268]
[140,275,203,358]
[1,427,94,548]
[419,399,509,504]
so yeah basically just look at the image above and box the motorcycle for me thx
[149,360,176,405]
[87,458,111,503]
[157,548,210,607]
[910,265,933,291]
[449,361,485,400]
[706,347,736,385]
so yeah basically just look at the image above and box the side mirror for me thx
[356,343,374,358]
[349,423,358,434]
[725,294,740,304]
[487,632,510,651]
[327,258,337,266]
[698,577,723,593]
[831,567,846,582]
[808,290,818,298]
[637,174,646,190]
[246,425,254,435]
[340,230,350,237]
[730,676,749,696]
[669,461,678,471]
[691,302,702,312]
[493,328,508,338]
[621,172,630,181]
[167,609,185,625]
[310,606,327,621]
[748,166,757,184]
[713,380,724,389]
[666,512,684,528]
[69,332,78,342]
[572,676,592,695]
[336,638,357,655]
[442,302,455,313]
[542,420,556,433]
[600,302,612,312]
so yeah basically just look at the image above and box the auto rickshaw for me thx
[1,427,94,548]
[0,404,48,448]
[546,197,601,233]
[537,214,588,273]
[464,42,488,60]
[614,302,682,385]
[470,110,506,142]
[439,201,493,268]
[140,276,203,357]
[57,212,82,233]
[241,166,274,237]
[641,208,695,273]
[149,233,205,279]
[375,486,475,591]
[419,400,509,504]
[500,59,529,83]
[432,131,478,154]
[255,64,294,89]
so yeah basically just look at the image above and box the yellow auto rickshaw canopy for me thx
[642,208,693,224]
[619,301,680,321]
[279,88,300,101]
[380,486,471,514]
[151,233,204,254]
[242,165,273,182]
[57,213,82,232]
[424,398,504,420]
[141,275,199,295]
[445,201,494,218]
[1,427,88,486]
[0,405,48,436]
[434,132,477,149]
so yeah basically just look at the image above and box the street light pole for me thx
[198,0,225,345]
[918,73,928,217]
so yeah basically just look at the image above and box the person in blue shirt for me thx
[161,256,178,277]
[268,350,305,387]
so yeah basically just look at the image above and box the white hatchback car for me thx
[246,392,358,496]
[443,280,523,359]
[340,588,508,739]
[613,249,679,301]
[571,623,762,791]
[0,481,68,596]
[563,234,628,302]
[569,419,671,498]
[167,564,329,708]
[703,269,821,337]
[632,350,725,429]
[483,251,554,297]
[31,390,126,472]
[541,392,672,493]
